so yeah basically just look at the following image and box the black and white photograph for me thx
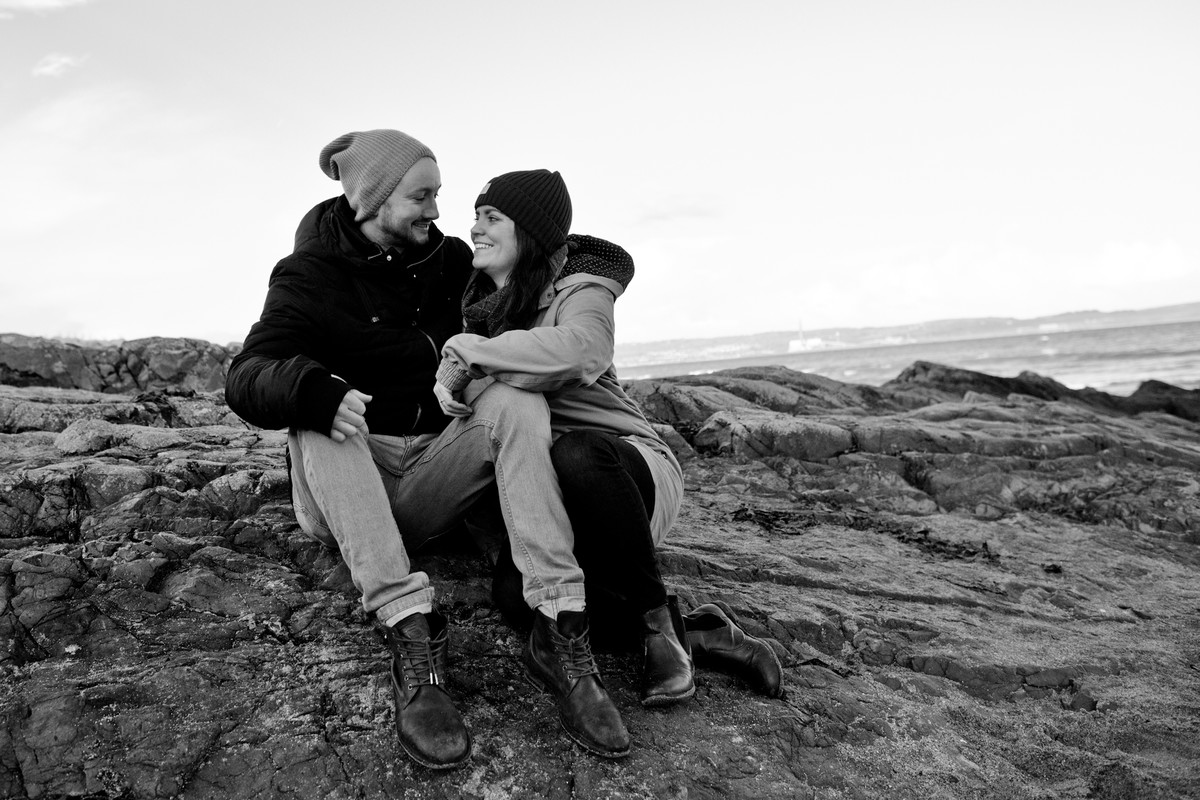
[2,1,1198,798]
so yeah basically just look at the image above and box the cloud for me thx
[0,0,91,10]
[32,52,87,77]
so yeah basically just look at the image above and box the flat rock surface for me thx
[1,357,1199,799]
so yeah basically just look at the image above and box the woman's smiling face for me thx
[471,204,521,287]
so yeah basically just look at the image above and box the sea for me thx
[617,320,1200,397]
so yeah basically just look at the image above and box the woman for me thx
[436,170,784,746]
[433,169,696,713]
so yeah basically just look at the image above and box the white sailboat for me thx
[787,320,824,353]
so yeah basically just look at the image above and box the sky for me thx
[2,0,1198,347]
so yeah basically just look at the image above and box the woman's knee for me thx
[551,430,617,483]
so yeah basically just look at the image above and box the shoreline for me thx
[617,319,1200,396]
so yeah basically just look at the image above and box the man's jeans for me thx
[288,381,585,624]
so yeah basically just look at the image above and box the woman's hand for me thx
[434,381,473,418]
[330,389,372,442]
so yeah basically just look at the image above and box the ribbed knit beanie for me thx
[475,170,572,253]
[319,129,436,222]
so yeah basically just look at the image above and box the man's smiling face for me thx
[362,157,441,251]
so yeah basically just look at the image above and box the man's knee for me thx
[292,426,370,459]
[291,426,337,456]
[473,381,551,424]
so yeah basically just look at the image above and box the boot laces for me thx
[391,630,445,688]
[556,631,600,682]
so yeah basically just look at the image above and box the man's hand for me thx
[330,389,372,442]
[434,381,473,418]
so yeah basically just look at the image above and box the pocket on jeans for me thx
[367,434,407,478]
[372,432,438,477]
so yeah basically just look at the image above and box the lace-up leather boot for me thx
[383,611,472,769]
[684,602,784,698]
[524,610,631,758]
[641,597,695,706]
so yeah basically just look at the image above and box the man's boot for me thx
[683,602,784,698]
[524,610,631,758]
[383,611,472,769]
[640,597,695,706]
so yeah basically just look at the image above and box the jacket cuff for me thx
[297,371,350,434]
[436,358,472,392]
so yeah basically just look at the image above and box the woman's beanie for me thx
[319,129,436,221]
[475,170,572,253]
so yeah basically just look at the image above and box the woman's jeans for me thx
[550,430,669,615]
[288,381,584,624]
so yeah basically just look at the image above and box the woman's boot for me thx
[641,597,695,707]
[683,602,784,698]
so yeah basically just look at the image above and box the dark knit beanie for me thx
[319,129,436,222]
[475,170,572,253]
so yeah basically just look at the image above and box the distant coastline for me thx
[615,305,1200,397]
[614,300,1200,371]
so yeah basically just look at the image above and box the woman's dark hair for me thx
[497,223,559,330]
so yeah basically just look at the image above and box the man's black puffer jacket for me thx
[226,195,473,437]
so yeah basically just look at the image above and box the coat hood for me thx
[554,234,635,299]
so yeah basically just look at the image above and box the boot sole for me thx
[398,739,472,771]
[522,667,632,759]
[640,684,696,708]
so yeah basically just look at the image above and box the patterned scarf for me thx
[460,271,515,338]
[461,234,635,338]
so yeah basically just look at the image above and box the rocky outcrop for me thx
[2,351,1198,799]
[886,360,1200,421]
[0,334,236,395]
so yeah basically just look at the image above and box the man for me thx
[225,129,630,769]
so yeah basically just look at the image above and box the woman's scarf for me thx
[460,271,514,338]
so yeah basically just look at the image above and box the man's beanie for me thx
[318,129,436,221]
[475,170,572,253]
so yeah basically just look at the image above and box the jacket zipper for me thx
[357,238,446,324]
[418,328,439,365]
[364,239,447,431]
[403,238,448,373]
[353,281,381,323]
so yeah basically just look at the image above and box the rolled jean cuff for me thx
[373,582,435,626]
[527,583,587,617]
